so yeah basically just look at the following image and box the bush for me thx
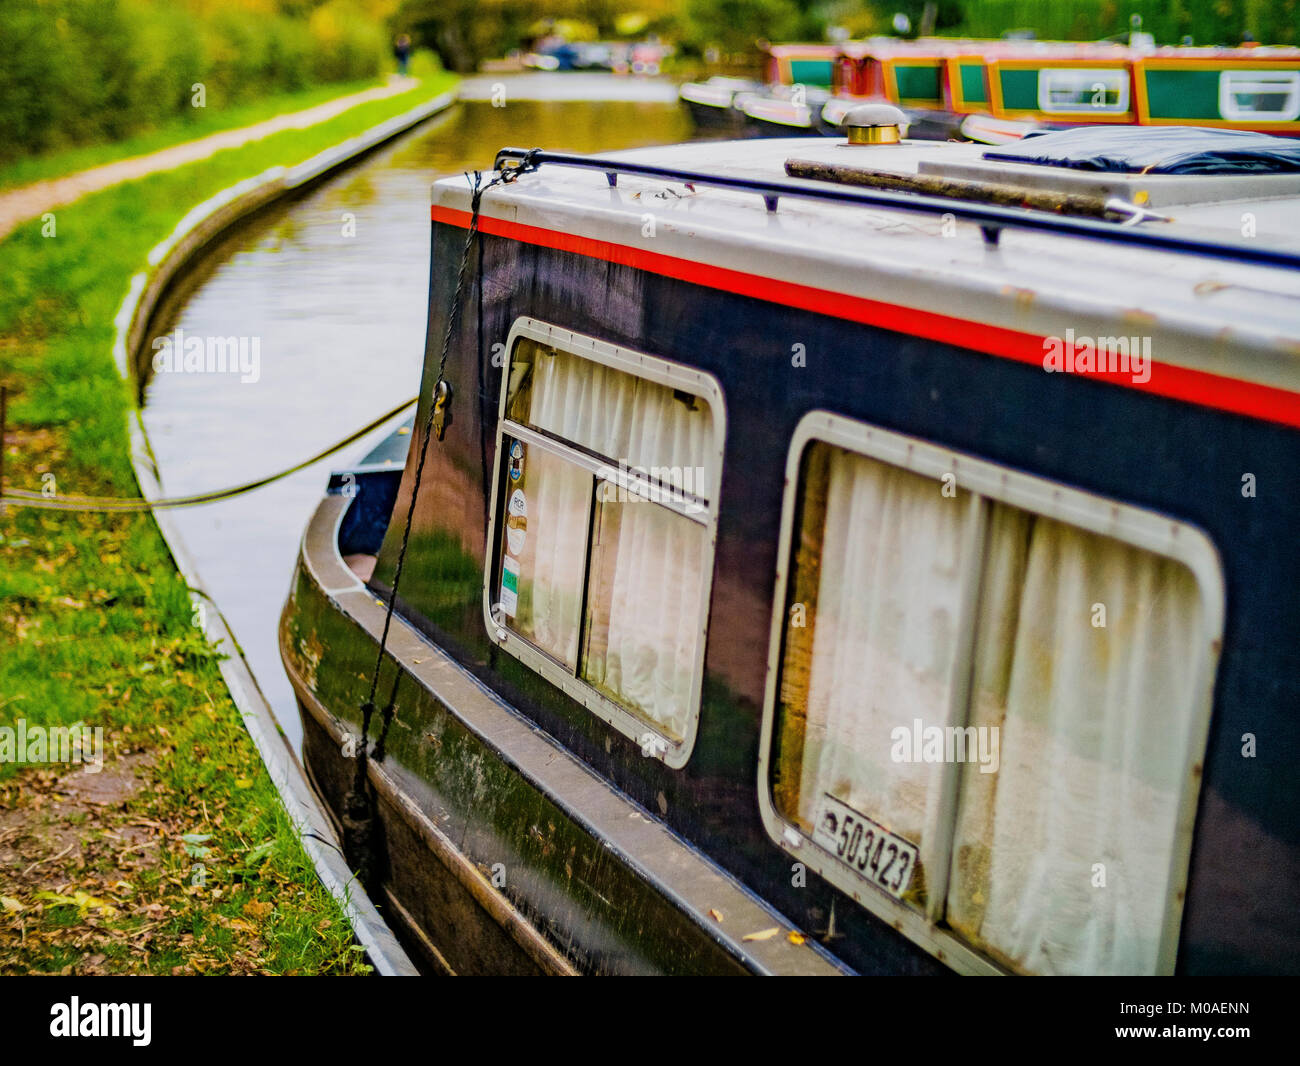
[407,47,445,79]
[683,0,804,53]
[308,1,386,84]
[0,0,391,165]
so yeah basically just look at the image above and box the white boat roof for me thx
[433,136,1300,409]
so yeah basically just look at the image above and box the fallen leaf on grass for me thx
[180,833,212,858]
[242,900,273,920]
[33,890,119,917]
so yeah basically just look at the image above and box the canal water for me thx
[141,82,695,753]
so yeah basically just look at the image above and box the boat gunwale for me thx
[283,487,852,976]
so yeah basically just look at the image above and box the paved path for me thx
[0,77,418,243]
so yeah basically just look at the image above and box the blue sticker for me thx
[509,439,524,482]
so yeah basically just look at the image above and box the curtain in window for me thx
[947,507,1203,975]
[583,499,705,741]
[798,448,970,907]
[528,347,713,497]
[509,445,589,671]
[518,344,713,738]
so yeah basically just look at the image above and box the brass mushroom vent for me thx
[842,104,907,145]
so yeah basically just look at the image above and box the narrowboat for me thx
[984,44,1300,134]
[737,85,831,137]
[821,38,1300,144]
[821,39,975,140]
[678,76,762,133]
[680,44,838,137]
[280,117,1300,975]
[820,38,1136,141]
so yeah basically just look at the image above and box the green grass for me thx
[0,48,448,192]
[0,78,388,192]
[0,69,458,975]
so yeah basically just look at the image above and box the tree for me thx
[683,0,804,53]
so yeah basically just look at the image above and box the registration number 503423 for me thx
[810,794,917,901]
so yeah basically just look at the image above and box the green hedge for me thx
[0,0,390,164]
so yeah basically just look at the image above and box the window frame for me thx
[1219,69,1300,122]
[1037,67,1131,115]
[483,317,726,770]
[756,411,1225,975]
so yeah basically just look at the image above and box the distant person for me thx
[394,34,412,76]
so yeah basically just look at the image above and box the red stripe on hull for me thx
[432,204,1300,429]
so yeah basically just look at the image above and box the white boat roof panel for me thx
[432,137,1300,398]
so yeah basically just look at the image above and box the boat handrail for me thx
[490,147,1300,272]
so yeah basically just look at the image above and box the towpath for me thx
[0,76,418,243]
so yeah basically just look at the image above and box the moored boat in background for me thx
[678,76,761,132]
[685,36,1300,145]
[681,43,838,136]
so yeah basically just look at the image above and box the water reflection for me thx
[141,98,697,752]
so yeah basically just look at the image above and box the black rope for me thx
[0,396,417,512]
[342,160,532,886]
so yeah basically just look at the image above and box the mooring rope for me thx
[0,395,417,512]
[342,158,537,888]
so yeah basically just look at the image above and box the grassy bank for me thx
[0,77,380,192]
[0,71,456,975]
[0,51,447,192]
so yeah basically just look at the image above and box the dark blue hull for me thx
[290,210,1300,975]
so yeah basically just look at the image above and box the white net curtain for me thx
[510,447,589,670]
[787,442,1204,975]
[798,451,971,906]
[584,500,706,742]
[949,505,1203,975]
[504,340,713,741]
[526,346,712,498]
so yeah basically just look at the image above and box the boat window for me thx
[486,319,725,768]
[788,59,834,88]
[1219,70,1300,122]
[759,414,1224,975]
[1037,68,1129,114]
